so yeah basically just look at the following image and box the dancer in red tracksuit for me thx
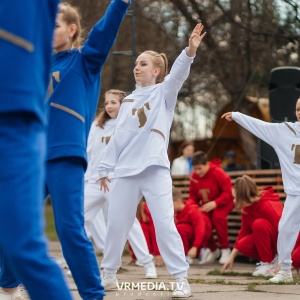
[173,188,212,264]
[129,200,163,266]
[188,151,234,264]
[222,175,283,277]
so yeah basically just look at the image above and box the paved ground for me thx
[44,241,300,300]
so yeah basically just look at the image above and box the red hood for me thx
[210,158,222,167]
[260,186,280,202]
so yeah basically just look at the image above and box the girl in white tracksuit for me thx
[84,89,157,278]
[98,24,206,298]
[222,102,300,283]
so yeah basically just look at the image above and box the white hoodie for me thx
[85,118,116,183]
[232,112,300,195]
[98,49,194,178]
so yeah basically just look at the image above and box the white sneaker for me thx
[252,262,277,277]
[185,256,193,265]
[0,285,25,300]
[219,248,231,265]
[102,273,118,290]
[172,278,191,298]
[135,260,143,267]
[198,248,211,265]
[269,270,293,283]
[205,248,221,263]
[144,261,157,279]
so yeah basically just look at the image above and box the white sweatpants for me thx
[278,194,300,270]
[88,210,107,251]
[84,181,153,264]
[102,166,189,278]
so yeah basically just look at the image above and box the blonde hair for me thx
[143,51,168,83]
[96,89,127,127]
[234,175,259,211]
[58,3,83,48]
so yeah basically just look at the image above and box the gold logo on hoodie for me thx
[102,136,111,145]
[132,102,151,128]
[291,144,300,164]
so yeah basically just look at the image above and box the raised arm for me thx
[222,111,279,146]
[81,0,130,74]
[163,24,206,110]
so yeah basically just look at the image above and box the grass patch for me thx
[247,282,258,292]
[209,279,244,285]
[187,278,205,284]
[44,204,58,240]
[211,279,225,284]
[207,269,253,277]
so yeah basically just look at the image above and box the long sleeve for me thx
[81,0,130,74]
[188,178,199,205]
[162,49,194,111]
[189,209,207,248]
[232,112,280,147]
[97,123,132,178]
[213,169,234,207]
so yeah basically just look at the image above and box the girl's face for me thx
[134,53,160,87]
[105,94,121,119]
[52,13,73,53]
[296,99,300,122]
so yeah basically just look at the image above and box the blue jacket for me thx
[47,0,129,167]
[0,0,59,124]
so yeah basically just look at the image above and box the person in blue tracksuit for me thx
[0,1,72,300]
[46,1,130,299]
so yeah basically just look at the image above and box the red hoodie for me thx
[234,186,283,248]
[175,202,211,248]
[188,160,233,207]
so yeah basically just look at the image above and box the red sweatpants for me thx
[129,222,160,260]
[235,218,277,263]
[176,223,211,255]
[206,202,234,249]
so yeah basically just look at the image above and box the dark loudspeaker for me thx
[257,140,280,169]
[269,67,300,122]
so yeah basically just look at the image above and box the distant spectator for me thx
[171,140,195,175]
[223,150,245,172]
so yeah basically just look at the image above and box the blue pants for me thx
[47,157,105,300]
[0,112,72,300]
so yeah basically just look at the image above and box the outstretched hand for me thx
[186,23,206,57]
[221,112,233,121]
